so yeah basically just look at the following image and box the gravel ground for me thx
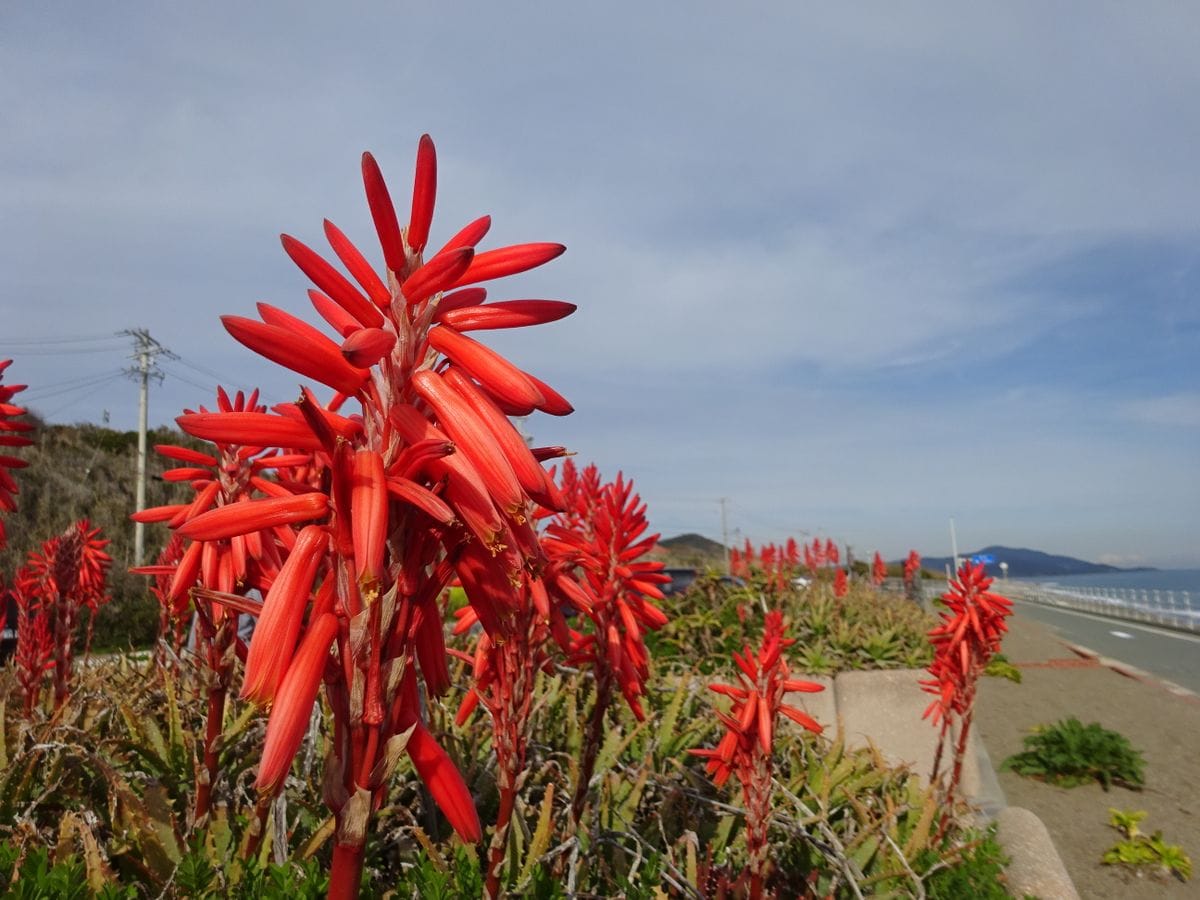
[975,610,1200,899]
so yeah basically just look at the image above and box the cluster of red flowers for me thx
[544,461,669,723]
[0,360,32,550]
[833,567,848,597]
[7,574,51,715]
[132,386,318,823]
[136,135,576,898]
[870,550,888,585]
[921,562,1011,726]
[691,611,824,898]
[921,562,1012,814]
[902,549,921,588]
[802,537,839,572]
[730,538,801,593]
[537,461,670,826]
[18,520,112,708]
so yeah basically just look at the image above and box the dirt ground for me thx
[974,611,1200,899]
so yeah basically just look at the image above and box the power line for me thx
[5,345,127,356]
[172,354,231,384]
[39,374,125,418]
[160,365,216,394]
[21,370,126,402]
[0,333,125,347]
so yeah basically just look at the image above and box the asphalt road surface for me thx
[1010,598,1200,695]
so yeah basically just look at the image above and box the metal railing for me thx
[1001,581,1199,635]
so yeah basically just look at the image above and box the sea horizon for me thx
[1013,567,1200,596]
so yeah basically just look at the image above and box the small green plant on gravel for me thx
[983,652,1022,683]
[1102,808,1192,882]
[1001,717,1145,790]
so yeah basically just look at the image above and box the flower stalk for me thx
[691,611,824,899]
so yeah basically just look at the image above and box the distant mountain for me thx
[655,533,727,567]
[918,545,1156,579]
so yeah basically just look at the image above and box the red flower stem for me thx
[52,593,75,709]
[329,843,365,900]
[195,615,235,824]
[571,665,613,830]
[358,725,380,788]
[929,715,951,786]
[485,781,518,900]
[242,792,273,860]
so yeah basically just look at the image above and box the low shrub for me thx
[1001,717,1145,790]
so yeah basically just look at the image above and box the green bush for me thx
[1002,717,1145,790]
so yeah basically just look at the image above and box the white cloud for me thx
[1121,393,1200,428]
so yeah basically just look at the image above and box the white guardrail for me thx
[1002,581,1200,635]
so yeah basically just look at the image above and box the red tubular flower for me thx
[691,611,823,899]
[150,137,574,898]
[731,539,806,594]
[256,612,338,793]
[7,571,53,715]
[539,461,669,827]
[23,520,112,708]
[833,568,848,597]
[903,550,921,587]
[921,562,1012,828]
[0,360,33,550]
[871,551,887,586]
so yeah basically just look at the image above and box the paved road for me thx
[1010,598,1200,694]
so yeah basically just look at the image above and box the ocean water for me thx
[1015,568,1200,595]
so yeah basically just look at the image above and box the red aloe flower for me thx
[921,562,1012,830]
[734,540,805,594]
[7,571,53,716]
[691,611,823,899]
[810,537,826,570]
[24,520,111,708]
[871,551,887,586]
[540,460,669,827]
[132,387,312,825]
[452,564,576,899]
[833,567,848,597]
[824,538,839,567]
[153,137,574,898]
[903,550,923,603]
[141,534,190,667]
[903,550,921,588]
[0,360,33,550]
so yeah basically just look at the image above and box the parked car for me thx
[1,593,17,665]
[660,568,745,596]
[661,567,699,596]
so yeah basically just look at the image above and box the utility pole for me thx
[949,516,960,583]
[121,329,174,566]
[719,497,731,574]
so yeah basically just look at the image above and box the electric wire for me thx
[171,354,231,384]
[3,345,127,357]
[0,333,124,347]
[20,370,127,403]
[19,370,125,400]
[160,365,217,394]
[36,373,126,419]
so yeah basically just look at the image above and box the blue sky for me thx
[2,4,1197,567]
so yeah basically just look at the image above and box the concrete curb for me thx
[996,807,1081,900]
[828,669,1077,898]
[1061,640,1200,703]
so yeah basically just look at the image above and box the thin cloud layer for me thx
[1,3,1197,566]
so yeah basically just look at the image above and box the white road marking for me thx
[1109,630,1134,639]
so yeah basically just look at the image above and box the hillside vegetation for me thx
[0,419,192,648]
